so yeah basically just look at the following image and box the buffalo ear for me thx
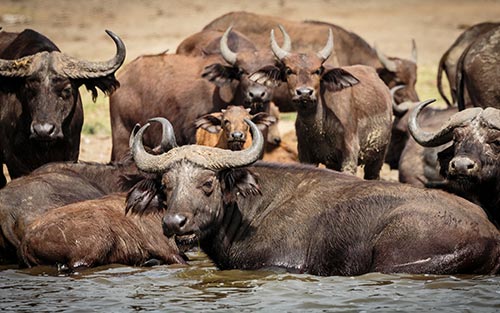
[321,68,360,92]
[194,113,223,133]
[76,75,121,101]
[220,168,261,202]
[249,65,284,87]
[251,112,277,128]
[125,178,164,216]
[202,63,240,87]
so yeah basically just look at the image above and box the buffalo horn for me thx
[0,52,46,77]
[58,30,126,79]
[375,43,397,72]
[390,85,415,115]
[317,28,334,62]
[408,99,482,147]
[482,108,500,130]
[132,118,264,173]
[148,117,178,152]
[220,26,238,65]
[270,28,290,60]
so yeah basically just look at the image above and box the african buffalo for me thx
[409,100,500,227]
[195,105,276,151]
[0,158,141,264]
[202,11,419,106]
[398,100,458,186]
[251,28,392,179]
[20,193,185,271]
[457,25,500,111]
[0,29,125,187]
[109,27,284,161]
[126,117,500,276]
[437,22,499,106]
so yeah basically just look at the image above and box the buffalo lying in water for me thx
[126,117,500,276]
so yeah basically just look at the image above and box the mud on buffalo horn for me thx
[0,30,126,79]
[131,117,264,173]
[408,99,483,147]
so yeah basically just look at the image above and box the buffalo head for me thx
[0,30,125,141]
[201,27,289,113]
[375,40,419,104]
[126,117,264,248]
[409,100,500,201]
[195,105,276,150]
[250,27,359,112]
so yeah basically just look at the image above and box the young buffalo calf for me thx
[195,105,276,151]
[20,193,185,271]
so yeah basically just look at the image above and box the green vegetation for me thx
[80,88,112,135]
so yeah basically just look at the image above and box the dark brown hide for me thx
[127,125,500,276]
[437,22,499,106]
[457,26,500,111]
[20,193,185,270]
[0,29,124,187]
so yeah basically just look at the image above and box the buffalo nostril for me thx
[249,92,254,98]
[231,132,244,140]
[273,137,281,145]
[33,123,56,137]
[163,213,188,237]
[296,87,313,97]
[260,91,266,98]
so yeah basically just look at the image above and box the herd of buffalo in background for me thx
[0,11,498,276]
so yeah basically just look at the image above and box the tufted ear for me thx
[125,177,165,216]
[219,168,261,203]
[251,112,276,128]
[321,68,360,92]
[437,144,455,179]
[194,112,223,133]
[249,65,284,87]
[202,63,240,87]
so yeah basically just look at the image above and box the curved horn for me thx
[374,43,397,72]
[317,28,334,62]
[270,28,290,60]
[58,30,126,79]
[408,99,482,147]
[132,118,264,173]
[482,107,500,130]
[0,51,46,77]
[148,117,178,152]
[390,85,414,115]
[220,26,238,65]
[129,123,141,149]
[411,39,417,63]
[277,24,291,52]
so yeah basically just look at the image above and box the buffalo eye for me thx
[60,85,72,100]
[285,67,294,76]
[201,178,215,196]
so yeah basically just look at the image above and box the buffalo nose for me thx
[272,137,281,145]
[31,123,57,139]
[162,213,188,237]
[249,90,267,100]
[231,131,244,140]
[449,156,479,176]
[295,87,314,97]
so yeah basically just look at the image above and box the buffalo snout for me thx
[449,156,480,177]
[30,122,62,140]
[246,83,271,106]
[162,212,192,237]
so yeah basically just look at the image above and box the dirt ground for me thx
[1,0,499,180]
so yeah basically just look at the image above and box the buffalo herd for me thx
[0,13,499,277]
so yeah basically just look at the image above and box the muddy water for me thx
[1,251,500,312]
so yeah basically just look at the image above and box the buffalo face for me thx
[126,117,264,248]
[201,27,278,113]
[18,69,79,141]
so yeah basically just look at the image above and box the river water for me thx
[1,251,500,312]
